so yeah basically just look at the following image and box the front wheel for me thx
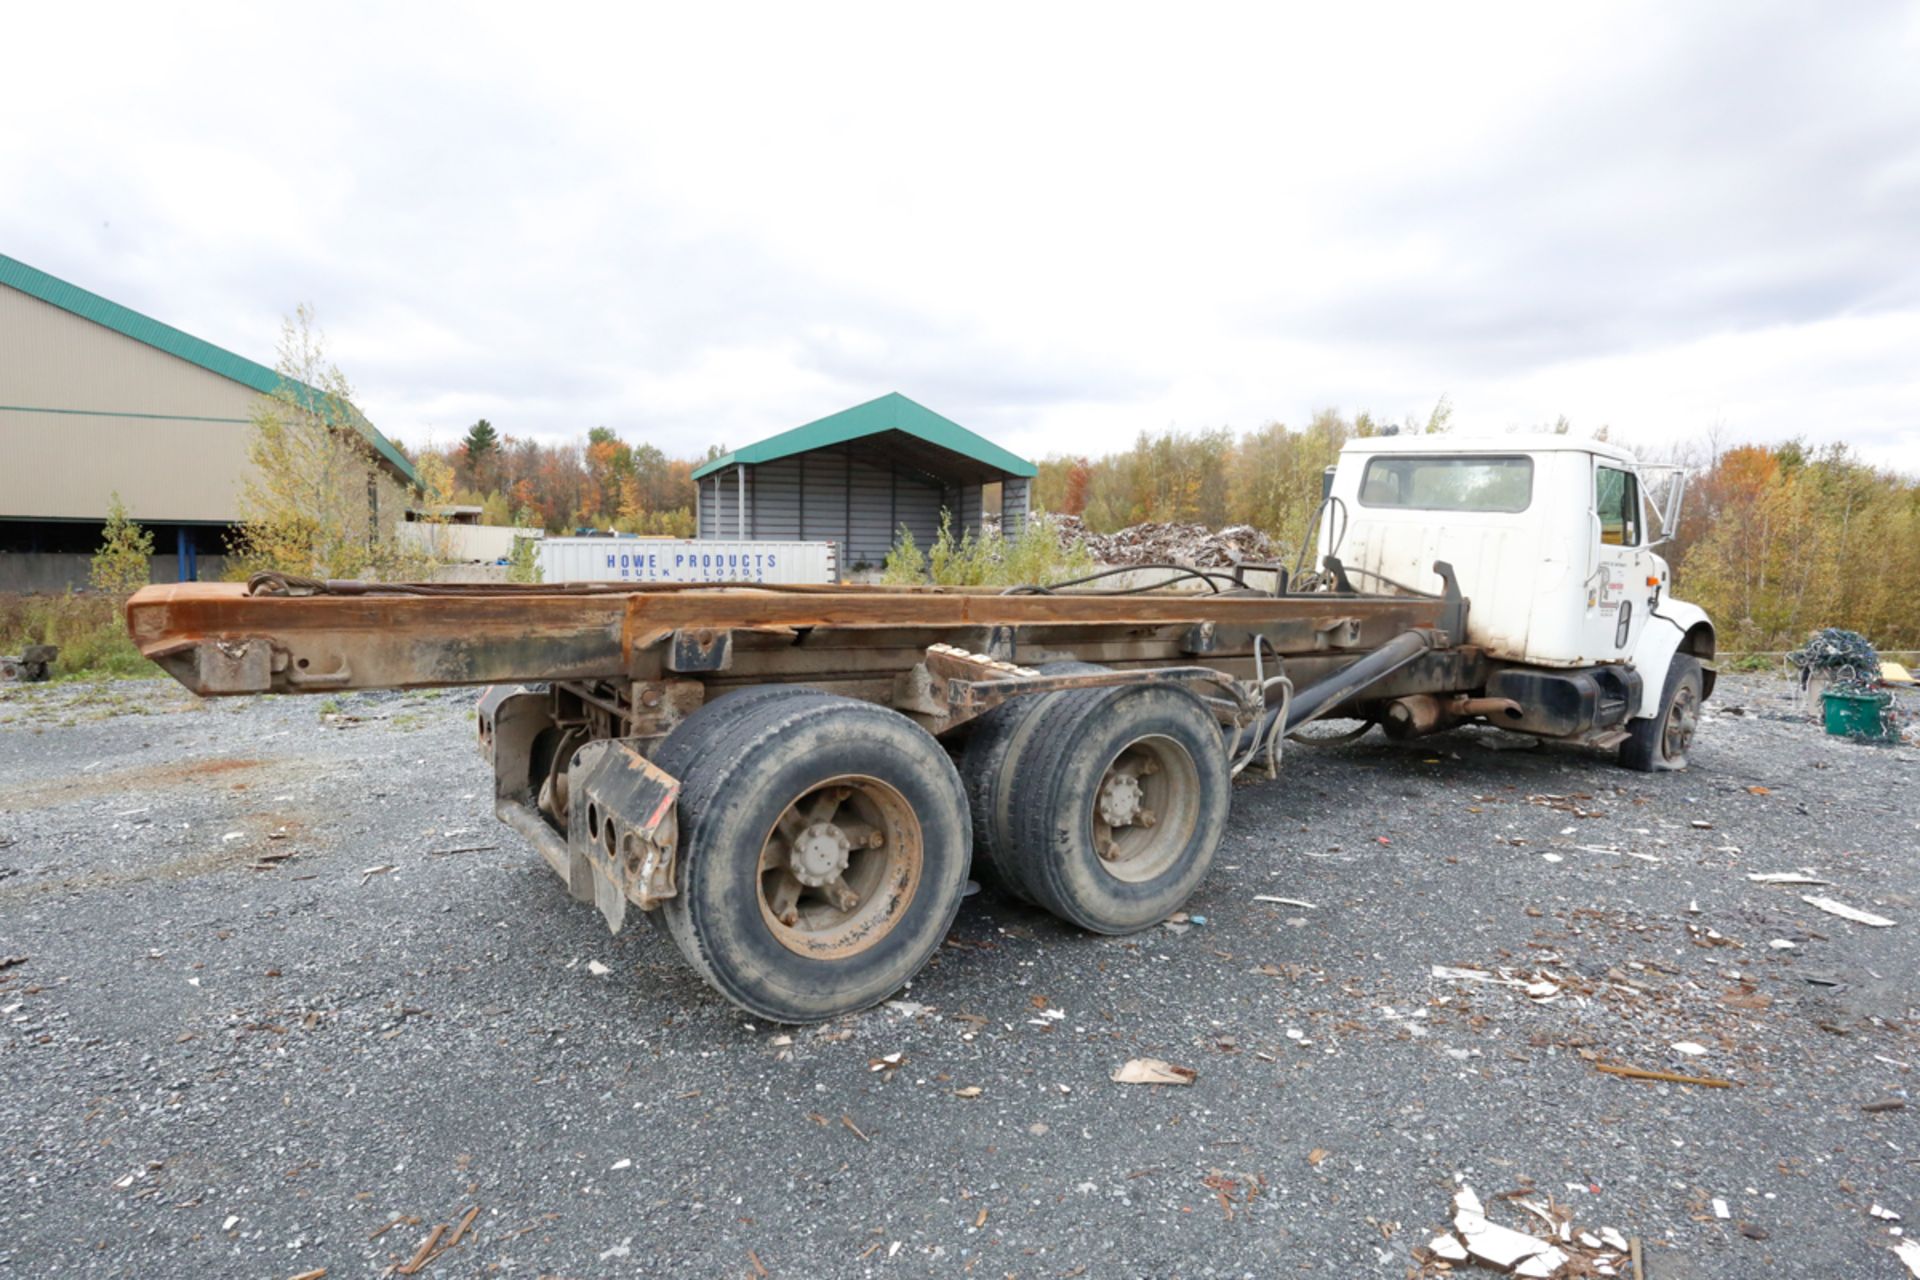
[1619,655,1703,772]
[658,692,972,1023]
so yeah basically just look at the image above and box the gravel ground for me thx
[1,672,1916,1279]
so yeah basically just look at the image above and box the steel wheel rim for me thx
[756,774,922,959]
[1091,734,1201,883]
[1664,685,1698,759]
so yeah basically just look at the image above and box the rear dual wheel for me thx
[651,678,1229,1020]
[1001,683,1231,934]
[959,661,1108,904]
[655,690,971,1023]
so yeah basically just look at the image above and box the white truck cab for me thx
[1319,435,1715,769]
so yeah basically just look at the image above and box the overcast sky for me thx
[5,2,1916,469]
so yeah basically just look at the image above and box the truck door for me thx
[1584,460,1651,661]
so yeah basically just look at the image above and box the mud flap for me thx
[566,738,681,933]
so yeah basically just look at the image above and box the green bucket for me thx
[1822,688,1891,739]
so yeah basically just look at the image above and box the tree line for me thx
[406,419,710,537]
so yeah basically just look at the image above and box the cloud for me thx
[2,0,1914,471]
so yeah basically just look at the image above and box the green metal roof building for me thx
[0,252,417,588]
[693,393,1035,570]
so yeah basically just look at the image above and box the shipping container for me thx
[537,538,837,585]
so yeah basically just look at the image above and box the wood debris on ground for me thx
[387,1204,480,1276]
[1112,1058,1196,1086]
[1046,515,1278,568]
[1594,1061,1735,1089]
[1526,792,1607,819]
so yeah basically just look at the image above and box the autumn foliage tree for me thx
[90,492,155,596]
[411,425,697,538]
[1666,441,1920,650]
[228,305,423,580]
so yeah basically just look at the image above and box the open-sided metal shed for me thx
[691,393,1035,572]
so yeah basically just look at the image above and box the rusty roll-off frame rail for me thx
[126,573,1471,729]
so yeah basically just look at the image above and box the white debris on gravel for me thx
[1432,965,1565,1003]
[1801,895,1896,927]
[1421,1181,1649,1277]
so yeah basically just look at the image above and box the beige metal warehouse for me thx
[0,253,417,590]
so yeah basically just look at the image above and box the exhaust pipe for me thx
[1281,627,1440,734]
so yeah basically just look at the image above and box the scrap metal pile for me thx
[1789,626,1916,744]
[1051,515,1283,569]
[1788,627,1883,693]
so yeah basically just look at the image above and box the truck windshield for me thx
[1357,455,1533,513]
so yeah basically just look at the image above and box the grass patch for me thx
[882,513,1096,587]
[0,592,155,680]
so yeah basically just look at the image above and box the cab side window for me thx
[1596,466,1640,546]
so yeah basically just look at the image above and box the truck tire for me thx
[958,661,1107,905]
[658,693,972,1023]
[1619,654,1703,773]
[648,683,828,785]
[1005,683,1230,933]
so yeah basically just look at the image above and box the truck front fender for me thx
[1631,599,1716,716]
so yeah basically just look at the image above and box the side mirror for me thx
[1639,465,1688,549]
